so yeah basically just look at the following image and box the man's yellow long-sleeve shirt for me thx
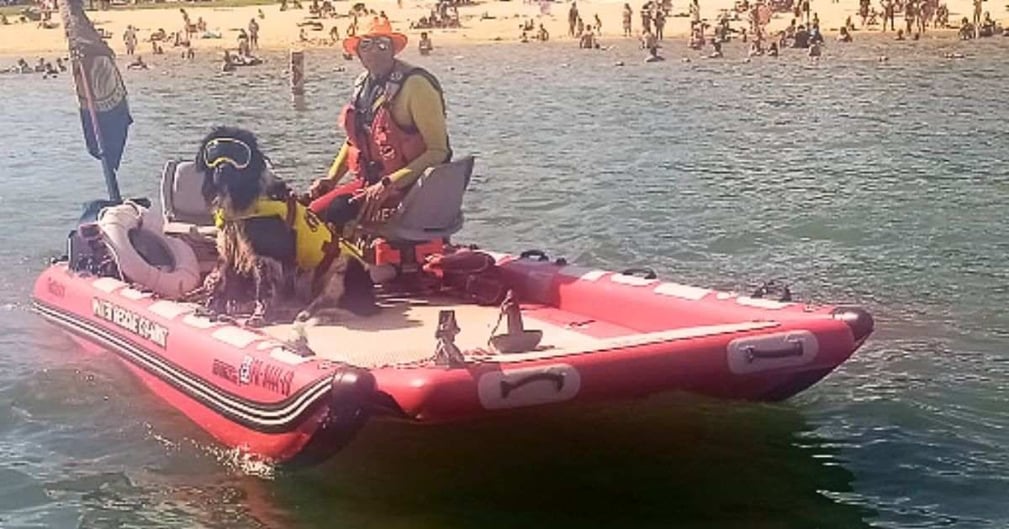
[328,71,449,189]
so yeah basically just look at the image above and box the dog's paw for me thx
[294,310,314,324]
[296,308,347,326]
[204,296,228,316]
[192,305,215,319]
[285,321,316,357]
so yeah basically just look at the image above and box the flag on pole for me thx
[58,0,133,172]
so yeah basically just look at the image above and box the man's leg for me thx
[309,180,365,222]
[310,180,385,316]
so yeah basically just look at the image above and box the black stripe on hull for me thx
[33,300,334,435]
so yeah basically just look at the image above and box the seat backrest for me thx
[160,160,214,226]
[380,156,474,242]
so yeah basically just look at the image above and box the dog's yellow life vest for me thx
[214,197,333,271]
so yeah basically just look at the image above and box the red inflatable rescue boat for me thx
[37,2,872,466]
[31,159,873,464]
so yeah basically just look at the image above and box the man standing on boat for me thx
[306,17,450,229]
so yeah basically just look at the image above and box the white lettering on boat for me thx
[91,297,169,348]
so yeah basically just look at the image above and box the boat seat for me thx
[160,160,217,238]
[159,160,218,273]
[365,155,474,243]
[350,156,473,279]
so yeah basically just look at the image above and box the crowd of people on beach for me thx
[2,56,65,76]
[111,6,268,71]
[535,0,1009,62]
[548,0,785,59]
[410,0,462,29]
[5,0,60,29]
[8,0,1009,75]
[518,18,550,42]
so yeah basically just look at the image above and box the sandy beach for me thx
[0,0,994,58]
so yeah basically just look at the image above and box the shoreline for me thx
[0,0,995,58]
[0,29,978,63]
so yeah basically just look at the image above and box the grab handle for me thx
[744,340,804,363]
[751,280,793,302]
[500,372,565,398]
[619,267,658,280]
[519,249,550,262]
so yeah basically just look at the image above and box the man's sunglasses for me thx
[358,37,392,51]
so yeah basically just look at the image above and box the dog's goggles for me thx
[202,137,253,170]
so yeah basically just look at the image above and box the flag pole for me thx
[71,51,121,203]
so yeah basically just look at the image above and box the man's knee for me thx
[323,193,361,226]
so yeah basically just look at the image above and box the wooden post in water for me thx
[290,49,305,98]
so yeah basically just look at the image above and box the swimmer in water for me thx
[127,55,148,70]
[419,31,433,54]
[709,38,723,58]
[645,41,664,62]
[222,50,236,72]
[808,41,822,58]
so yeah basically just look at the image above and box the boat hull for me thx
[32,255,872,463]
[33,265,373,463]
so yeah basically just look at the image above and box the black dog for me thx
[194,126,352,326]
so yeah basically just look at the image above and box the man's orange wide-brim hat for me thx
[343,18,408,55]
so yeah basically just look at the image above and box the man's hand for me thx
[307,177,335,200]
[355,181,393,222]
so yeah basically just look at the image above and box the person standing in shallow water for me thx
[972,0,982,37]
[653,7,665,39]
[623,3,633,36]
[882,0,895,31]
[568,2,579,36]
[419,31,433,54]
[248,18,260,49]
[123,25,137,55]
[238,29,251,57]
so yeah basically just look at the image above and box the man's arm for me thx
[326,141,351,183]
[388,75,450,189]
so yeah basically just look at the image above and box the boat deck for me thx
[261,296,782,369]
[262,297,614,369]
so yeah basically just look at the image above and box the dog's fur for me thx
[195,126,350,326]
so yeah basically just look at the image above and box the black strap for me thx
[285,196,298,228]
[313,238,341,287]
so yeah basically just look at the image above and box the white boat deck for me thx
[262,297,606,369]
[261,296,781,369]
